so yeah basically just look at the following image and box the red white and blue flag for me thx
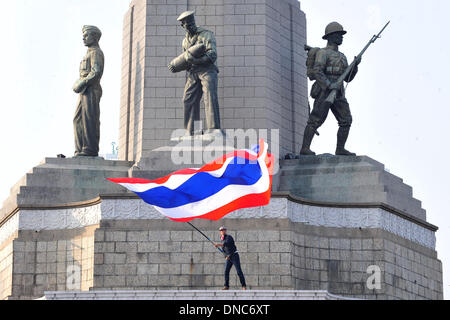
[108,139,274,222]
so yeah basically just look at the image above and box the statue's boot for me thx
[300,125,317,156]
[336,127,356,156]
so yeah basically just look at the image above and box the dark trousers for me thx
[73,86,102,156]
[224,253,247,288]
[308,91,353,129]
[183,70,221,135]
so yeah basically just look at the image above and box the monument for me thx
[168,11,222,139]
[73,26,105,158]
[301,22,359,156]
[118,0,308,164]
[0,0,443,300]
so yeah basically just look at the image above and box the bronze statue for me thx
[169,11,221,137]
[301,21,390,157]
[300,22,359,156]
[73,25,104,157]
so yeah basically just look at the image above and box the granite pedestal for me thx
[0,154,443,300]
[0,157,134,223]
[277,155,427,221]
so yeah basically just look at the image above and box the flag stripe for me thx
[109,149,258,186]
[170,188,271,222]
[151,152,270,219]
[114,155,259,193]
[107,140,273,223]
[132,158,263,209]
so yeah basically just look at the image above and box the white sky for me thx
[0,0,448,299]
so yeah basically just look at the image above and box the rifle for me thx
[324,21,390,105]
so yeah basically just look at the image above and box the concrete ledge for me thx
[0,192,438,232]
[0,194,438,250]
[279,155,427,221]
[41,290,358,301]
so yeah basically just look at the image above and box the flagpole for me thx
[187,222,224,254]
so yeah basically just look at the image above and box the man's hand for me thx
[226,256,230,261]
[168,63,176,73]
[73,79,86,94]
[328,81,341,91]
[185,51,195,64]
[214,243,220,248]
[185,51,209,66]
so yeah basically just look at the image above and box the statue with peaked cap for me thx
[72,25,104,157]
[169,11,222,137]
[300,22,361,157]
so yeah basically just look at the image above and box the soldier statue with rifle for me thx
[300,21,389,156]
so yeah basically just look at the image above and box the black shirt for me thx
[221,234,237,258]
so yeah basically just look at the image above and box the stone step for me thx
[25,169,129,188]
[0,158,134,221]
[280,155,385,169]
[289,185,388,203]
[279,171,412,198]
[131,169,179,180]
[22,172,127,189]
[41,157,134,168]
[279,163,380,176]
[277,155,425,220]
[16,186,130,206]
[292,185,425,220]
[280,170,381,189]
[8,174,29,200]
[41,290,356,301]
[385,190,426,220]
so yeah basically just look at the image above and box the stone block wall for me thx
[119,0,309,162]
[290,225,443,300]
[91,218,443,299]
[0,238,13,299]
[1,228,96,300]
[0,196,443,300]
[119,0,148,162]
[93,220,295,290]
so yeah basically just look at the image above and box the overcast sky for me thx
[0,0,448,299]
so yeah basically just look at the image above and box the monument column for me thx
[119,0,309,163]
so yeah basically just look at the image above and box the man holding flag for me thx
[108,139,273,290]
[214,226,247,291]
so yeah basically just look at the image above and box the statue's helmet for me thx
[323,22,347,40]
[177,11,196,24]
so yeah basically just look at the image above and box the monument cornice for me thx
[0,192,438,232]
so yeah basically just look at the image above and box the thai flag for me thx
[108,139,274,222]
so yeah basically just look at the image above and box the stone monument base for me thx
[277,155,427,221]
[0,157,134,223]
[0,154,443,300]
[0,193,442,300]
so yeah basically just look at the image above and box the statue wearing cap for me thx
[169,11,221,136]
[300,22,361,157]
[72,25,104,157]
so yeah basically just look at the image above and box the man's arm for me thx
[345,56,360,83]
[213,242,230,260]
[73,50,104,93]
[84,50,104,85]
[187,31,217,65]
